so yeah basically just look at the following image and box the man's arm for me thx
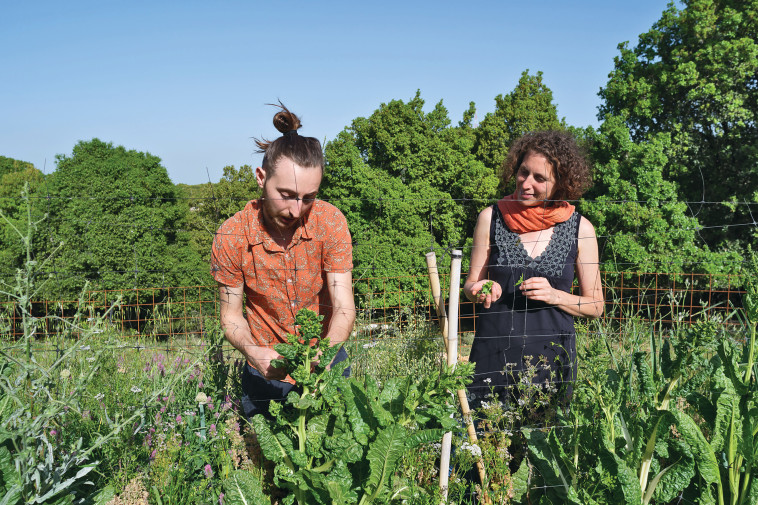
[323,270,355,347]
[218,282,287,380]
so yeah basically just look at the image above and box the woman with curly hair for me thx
[463,130,604,413]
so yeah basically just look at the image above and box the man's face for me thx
[256,156,322,234]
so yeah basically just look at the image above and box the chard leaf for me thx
[747,473,758,504]
[251,415,291,466]
[719,340,749,396]
[222,470,270,505]
[510,457,530,503]
[643,459,680,505]
[325,479,357,505]
[306,414,329,459]
[523,427,581,504]
[344,382,375,445]
[669,409,720,486]
[598,449,642,504]
[634,352,656,408]
[364,424,407,502]
[711,375,738,455]
[404,429,445,450]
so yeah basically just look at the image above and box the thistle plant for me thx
[0,191,197,504]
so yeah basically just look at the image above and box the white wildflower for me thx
[86,357,96,362]
[195,392,208,405]
[130,386,142,393]
[460,442,482,458]
[483,377,492,384]
[60,369,71,379]
[94,393,105,401]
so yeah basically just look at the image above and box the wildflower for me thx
[195,392,208,405]
[203,464,213,478]
[94,393,105,401]
[218,492,224,505]
[60,369,71,380]
[86,357,96,362]
[82,410,91,421]
[460,442,482,458]
[176,414,183,423]
[483,377,492,384]
[50,429,58,437]
[130,386,142,393]
[209,424,217,437]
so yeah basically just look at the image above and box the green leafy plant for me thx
[481,281,494,295]
[251,308,473,505]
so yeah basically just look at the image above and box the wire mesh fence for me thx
[1,270,747,343]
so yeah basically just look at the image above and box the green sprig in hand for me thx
[480,280,494,296]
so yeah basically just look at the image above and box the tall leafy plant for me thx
[251,309,473,505]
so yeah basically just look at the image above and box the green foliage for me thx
[0,166,45,277]
[598,0,758,251]
[222,469,270,505]
[581,116,741,274]
[321,91,498,306]
[42,139,205,302]
[473,70,565,174]
[183,164,260,267]
[480,280,493,295]
[0,156,35,179]
[251,308,474,505]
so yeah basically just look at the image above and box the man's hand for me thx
[253,347,288,381]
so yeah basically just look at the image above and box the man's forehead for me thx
[270,163,321,193]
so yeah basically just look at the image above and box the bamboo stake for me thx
[426,252,490,503]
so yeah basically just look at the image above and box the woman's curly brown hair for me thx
[503,130,592,205]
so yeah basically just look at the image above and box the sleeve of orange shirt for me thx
[321,206,353,273]
[210,214,245,288]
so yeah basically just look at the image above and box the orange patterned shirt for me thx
[211,199,352,355]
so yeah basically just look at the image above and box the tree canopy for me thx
[320,92,499,305]
[598,0,758,251]
[42,139,204,301]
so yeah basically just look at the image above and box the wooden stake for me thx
[426,252,490,504]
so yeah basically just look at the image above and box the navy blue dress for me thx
[467,205,580,406]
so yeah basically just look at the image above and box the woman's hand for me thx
[469,279,502,309]
[519,276,563,306]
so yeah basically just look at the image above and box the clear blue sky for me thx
[2,0,669,185]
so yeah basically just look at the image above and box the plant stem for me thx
[744,322,755,384]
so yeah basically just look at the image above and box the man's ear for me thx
[255,166,266,189]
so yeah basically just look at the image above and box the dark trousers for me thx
[240,346,350,420]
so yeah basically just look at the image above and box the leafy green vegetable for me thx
[251,308,473,505]
[480,280,493,295]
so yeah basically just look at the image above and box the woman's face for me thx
[515,151,556,206]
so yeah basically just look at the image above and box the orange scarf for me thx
[497,193,575,234]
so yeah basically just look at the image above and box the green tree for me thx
[184,164,260,266]
[580,116,740,276]
[598,0,758,250]
[321,92,498,306]
[43,139,204,301]
[474,70,565,174]
[0,161,46,279]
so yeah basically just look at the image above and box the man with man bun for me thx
[211,103,355,419]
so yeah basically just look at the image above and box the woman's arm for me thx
[463,207,502,308]
[519,216,604,318]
